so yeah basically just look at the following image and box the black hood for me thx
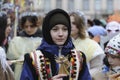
[42,8,71,45]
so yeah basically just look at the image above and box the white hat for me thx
[105,33,120,55]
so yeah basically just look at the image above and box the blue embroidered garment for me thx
[20,38,92,80]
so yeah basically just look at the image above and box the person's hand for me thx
[7,60,13,65]
[109,73,120,80]
[52,74,67,80]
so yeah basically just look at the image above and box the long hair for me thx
[69,12,86,39]
[0,12,7,46]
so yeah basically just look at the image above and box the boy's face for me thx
[23,20,38,35]
[50,24,68,46]
[106,53,120,67]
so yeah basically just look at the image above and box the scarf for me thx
[37,38,74,56]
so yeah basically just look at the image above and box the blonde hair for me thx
[69,12,86,39]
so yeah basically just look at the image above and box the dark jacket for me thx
[20,39,92,80]
[18,29,42,37]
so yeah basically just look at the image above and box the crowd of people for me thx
[0,2,120,80]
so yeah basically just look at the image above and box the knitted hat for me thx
[42,9,71,44]
[105,33,120,55]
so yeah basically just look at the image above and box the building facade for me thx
[2,0,120,19]
[32,0,120,19]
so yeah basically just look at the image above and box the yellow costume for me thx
[7,37,42,80]
[72,37,105,79]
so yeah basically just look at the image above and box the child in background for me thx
[103,33,120,80]
[7,11,42,80]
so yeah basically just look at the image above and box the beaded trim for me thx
[69,49,81,80]
[31,50,52,80]
[31,50,82,80]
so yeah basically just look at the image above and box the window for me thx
[83,0,89,10]
[68,0,74,11]
[107,0,113,12]
[94,0,101,11]
[44,0,51,12]
[56,0,62,8]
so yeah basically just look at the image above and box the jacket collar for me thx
[37,38,74,56]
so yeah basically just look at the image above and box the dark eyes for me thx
[52,26,68,31]
[107,29,120,32]
[115,29,119,32]
[107,29,111,32]
[63,28,68,30]
[52,28,68,31]
[24,25,34,28]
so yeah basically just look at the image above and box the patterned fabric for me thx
[105,33,120,55]
[20,50,92,80]
[20,39,92,80]
[20,8,91,80]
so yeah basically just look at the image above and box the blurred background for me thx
[0,0,120,20]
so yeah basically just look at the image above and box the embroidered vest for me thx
[30,49,83,80]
